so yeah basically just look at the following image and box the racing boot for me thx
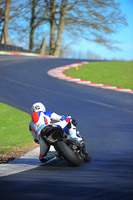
[81,143,91,162]
[76,131,84,143]
[69,125,83,142]
[40,157,48,163]
[39,152,57,163]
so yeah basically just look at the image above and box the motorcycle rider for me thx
[29,102,88,163]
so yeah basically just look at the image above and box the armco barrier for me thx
[0,44,33,53]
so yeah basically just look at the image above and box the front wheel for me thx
[55,140,82,167]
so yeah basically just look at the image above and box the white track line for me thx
[0,146,56,177]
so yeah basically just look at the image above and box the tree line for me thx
[0,0,127,57]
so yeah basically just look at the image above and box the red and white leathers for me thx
[29,111,83,162]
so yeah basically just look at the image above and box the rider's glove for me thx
[67,115,72,118]
[72,119,77,126]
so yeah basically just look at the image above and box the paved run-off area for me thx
[0,146,56,177]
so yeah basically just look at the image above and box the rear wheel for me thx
[55,140,82,167]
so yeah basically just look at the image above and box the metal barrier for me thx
[0,44,33,53]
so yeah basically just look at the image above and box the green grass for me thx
[64,61,133,90]
[0,103,33,154]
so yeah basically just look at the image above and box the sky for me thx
[70,0,133,60]
[6,0,133,61]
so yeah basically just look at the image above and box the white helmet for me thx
[31,102,46,113]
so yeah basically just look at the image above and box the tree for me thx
[49,0,68,56]
[40,36,46,54]
[0,0,48,50]
[0,1,5,30]
[48,0,127,56]
[29,0,37,50]
[0,0,11,44]
[29,0,49,51]
[0,0,128,57]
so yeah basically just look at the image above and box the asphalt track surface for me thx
[0,55,133,200]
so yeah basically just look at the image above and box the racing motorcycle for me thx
[40,121,91,166]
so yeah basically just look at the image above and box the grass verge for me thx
[0,102,33,154]
[63,61,133,90]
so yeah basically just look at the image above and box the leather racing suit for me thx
[29,111,83,162]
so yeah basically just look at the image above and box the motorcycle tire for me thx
[55,140,82,167]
